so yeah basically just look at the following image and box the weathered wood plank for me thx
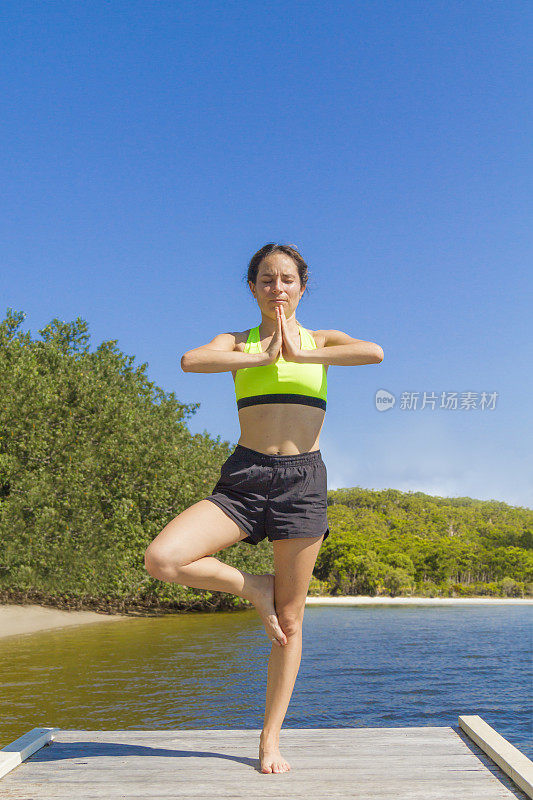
[0,725,528,800]
[460,715,533,799]
[0,726,57,779]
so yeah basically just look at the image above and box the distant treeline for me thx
[0,310,531,613]
[318,488,532,599]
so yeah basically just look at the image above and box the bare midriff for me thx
[231,328,328,456]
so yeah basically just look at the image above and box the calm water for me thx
[1,604,531,758]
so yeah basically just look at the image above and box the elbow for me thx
[181,353,191,372]
[373,346,384,364]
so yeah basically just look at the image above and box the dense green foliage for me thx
[314,489,533,598]
[1,310,531,611]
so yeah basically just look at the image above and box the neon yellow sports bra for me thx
[234,323,327,411]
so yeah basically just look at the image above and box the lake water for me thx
[0,604,531,758]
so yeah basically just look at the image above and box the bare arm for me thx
[297,329,384,366]
[181,332,272,373]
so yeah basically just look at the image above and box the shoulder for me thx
[309,328,362,347]
[232,329,252,353]
[210,327,257,353]
[299,325,329,348]
[305,328,326,348]
[200,330,250,352]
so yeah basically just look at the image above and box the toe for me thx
[274,625,287,645]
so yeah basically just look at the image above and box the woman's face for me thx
[250,253,304,320]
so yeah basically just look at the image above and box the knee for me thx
[144,544,166,579]
[144,542,187,580]
[277,609,304,638]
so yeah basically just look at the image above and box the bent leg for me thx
[144,500,287,646]
[144,499,254,596]
[145,499,250,563]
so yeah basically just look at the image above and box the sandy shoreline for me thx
[0,604,128,640]
[306,596,533,605]
[1,596,531,640]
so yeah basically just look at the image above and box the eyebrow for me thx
[260,272,296,277]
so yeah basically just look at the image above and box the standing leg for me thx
[259,534,324,774]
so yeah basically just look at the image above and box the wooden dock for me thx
[1,716,531,799]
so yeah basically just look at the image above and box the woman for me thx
[144,243,384,774]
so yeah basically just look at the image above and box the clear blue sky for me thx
[2,1,531,508]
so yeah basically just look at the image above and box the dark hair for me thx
[245,243,310,297]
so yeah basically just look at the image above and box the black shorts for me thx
[205,444,330,546]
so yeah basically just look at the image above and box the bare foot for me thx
[259,731,291,773]
[247,573,287,647]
